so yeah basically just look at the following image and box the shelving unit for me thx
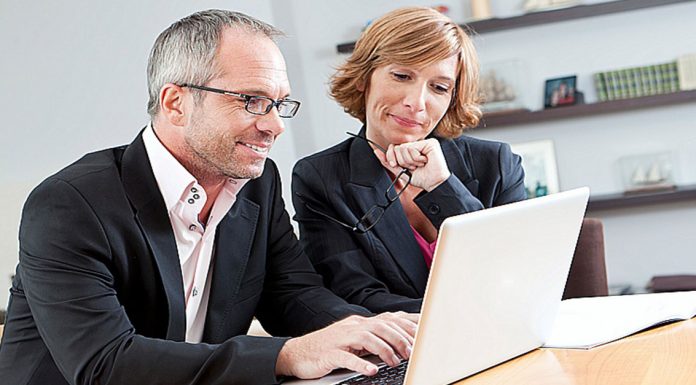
[336,0,692,53]
[588,184,696,211]
[477,90,696,129]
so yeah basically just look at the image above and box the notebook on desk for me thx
[286,187,590,385]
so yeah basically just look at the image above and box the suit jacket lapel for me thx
[346,129,429,294]
[121,133,186,341]
[202,197,259,342]
[439,136,480,197]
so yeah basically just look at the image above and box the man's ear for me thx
[159,84,188,126]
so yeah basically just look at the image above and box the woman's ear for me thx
[356,78,366,92]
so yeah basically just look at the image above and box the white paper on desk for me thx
[544,291,696,349]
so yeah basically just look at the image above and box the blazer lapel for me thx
[121,133,186,341]
[346,129,429,294]
[202,197,259,342]
[439,137,480,197]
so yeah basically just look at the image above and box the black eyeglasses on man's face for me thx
[297,133,412,234]
[180,84,301,118]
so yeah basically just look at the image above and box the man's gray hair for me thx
[146,9,283,118]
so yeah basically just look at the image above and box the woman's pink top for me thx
[410,225,437,268]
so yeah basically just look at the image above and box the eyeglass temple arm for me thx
[346,132,412,179]
[346,132,388,153]
[295,193,358,232]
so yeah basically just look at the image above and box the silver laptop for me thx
[286,187,589,385]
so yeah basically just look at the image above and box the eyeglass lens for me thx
[247,97,299,118]
[356,206,385,232]
[385,169,411,202]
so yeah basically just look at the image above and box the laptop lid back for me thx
[405,187,589,385]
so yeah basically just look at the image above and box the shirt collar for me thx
[142,123,248,213]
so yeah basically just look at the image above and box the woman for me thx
[291,7,526,313]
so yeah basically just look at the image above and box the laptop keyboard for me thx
[335,361,408,385]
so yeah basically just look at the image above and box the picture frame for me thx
[509,140,560,198]
[544,75,577,108]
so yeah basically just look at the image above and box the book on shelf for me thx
[630,68,643,98]
[605,70,619,100]
[593,73,607,102]
[544,291,696,349]
[678,53,696,90]
[668,62,680,92]
[618,69,630,99]
[654,64,666,94]
[640,65,654,96]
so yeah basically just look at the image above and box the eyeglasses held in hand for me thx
[297,133,412,233]
[179,84,301,118]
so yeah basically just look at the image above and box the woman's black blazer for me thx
[291,128,527,313]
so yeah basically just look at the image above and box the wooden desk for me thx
[456,318,696,385]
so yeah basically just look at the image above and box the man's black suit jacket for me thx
[292,129,527,314]
[0,133,369,385]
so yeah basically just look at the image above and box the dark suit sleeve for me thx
[255,161,371,336]
[292,159,422,314]
[414,141,526,229]
[19,178,287,385]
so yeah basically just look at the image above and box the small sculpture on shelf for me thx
[523,0,580,13]
[619,152,676,194]
[480,60,526,112]
[481,69,516,105]
[470,0,492,20]
[527,181,549,198]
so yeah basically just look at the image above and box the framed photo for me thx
[544,75,577,108]
[509,140,560,198]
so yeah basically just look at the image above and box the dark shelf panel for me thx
[463,0,691,34]
[336,0,693,53]
[587,185,696,211]
[477,90,696,129]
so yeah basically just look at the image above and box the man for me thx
[0,10,416,385]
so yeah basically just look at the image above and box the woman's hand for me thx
[373,138,451,191]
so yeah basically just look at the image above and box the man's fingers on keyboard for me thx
[374,313,417,341]
[390,311,420,324]
[335,350,379,376]
[348,335,400,367]
[386,318,416,344]
[364,320,412,361]
[372,321,413,358]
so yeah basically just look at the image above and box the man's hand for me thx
[373,139,451,192]
[275,312,419,379]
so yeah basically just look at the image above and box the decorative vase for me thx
[471,0,492,20]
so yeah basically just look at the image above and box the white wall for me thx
[275,0,696,292]
[0,1,301,309]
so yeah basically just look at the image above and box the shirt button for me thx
[192,287,199,297]
[188,198,195,204]
[428,204,441,215]
[189,224,197,231]
[193,194,200,199]
[191,187,198,193]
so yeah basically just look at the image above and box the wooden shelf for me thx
[336,0,692,53]
[476,90,696,129]
[587,184,696,211]
[462,0,691,34]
